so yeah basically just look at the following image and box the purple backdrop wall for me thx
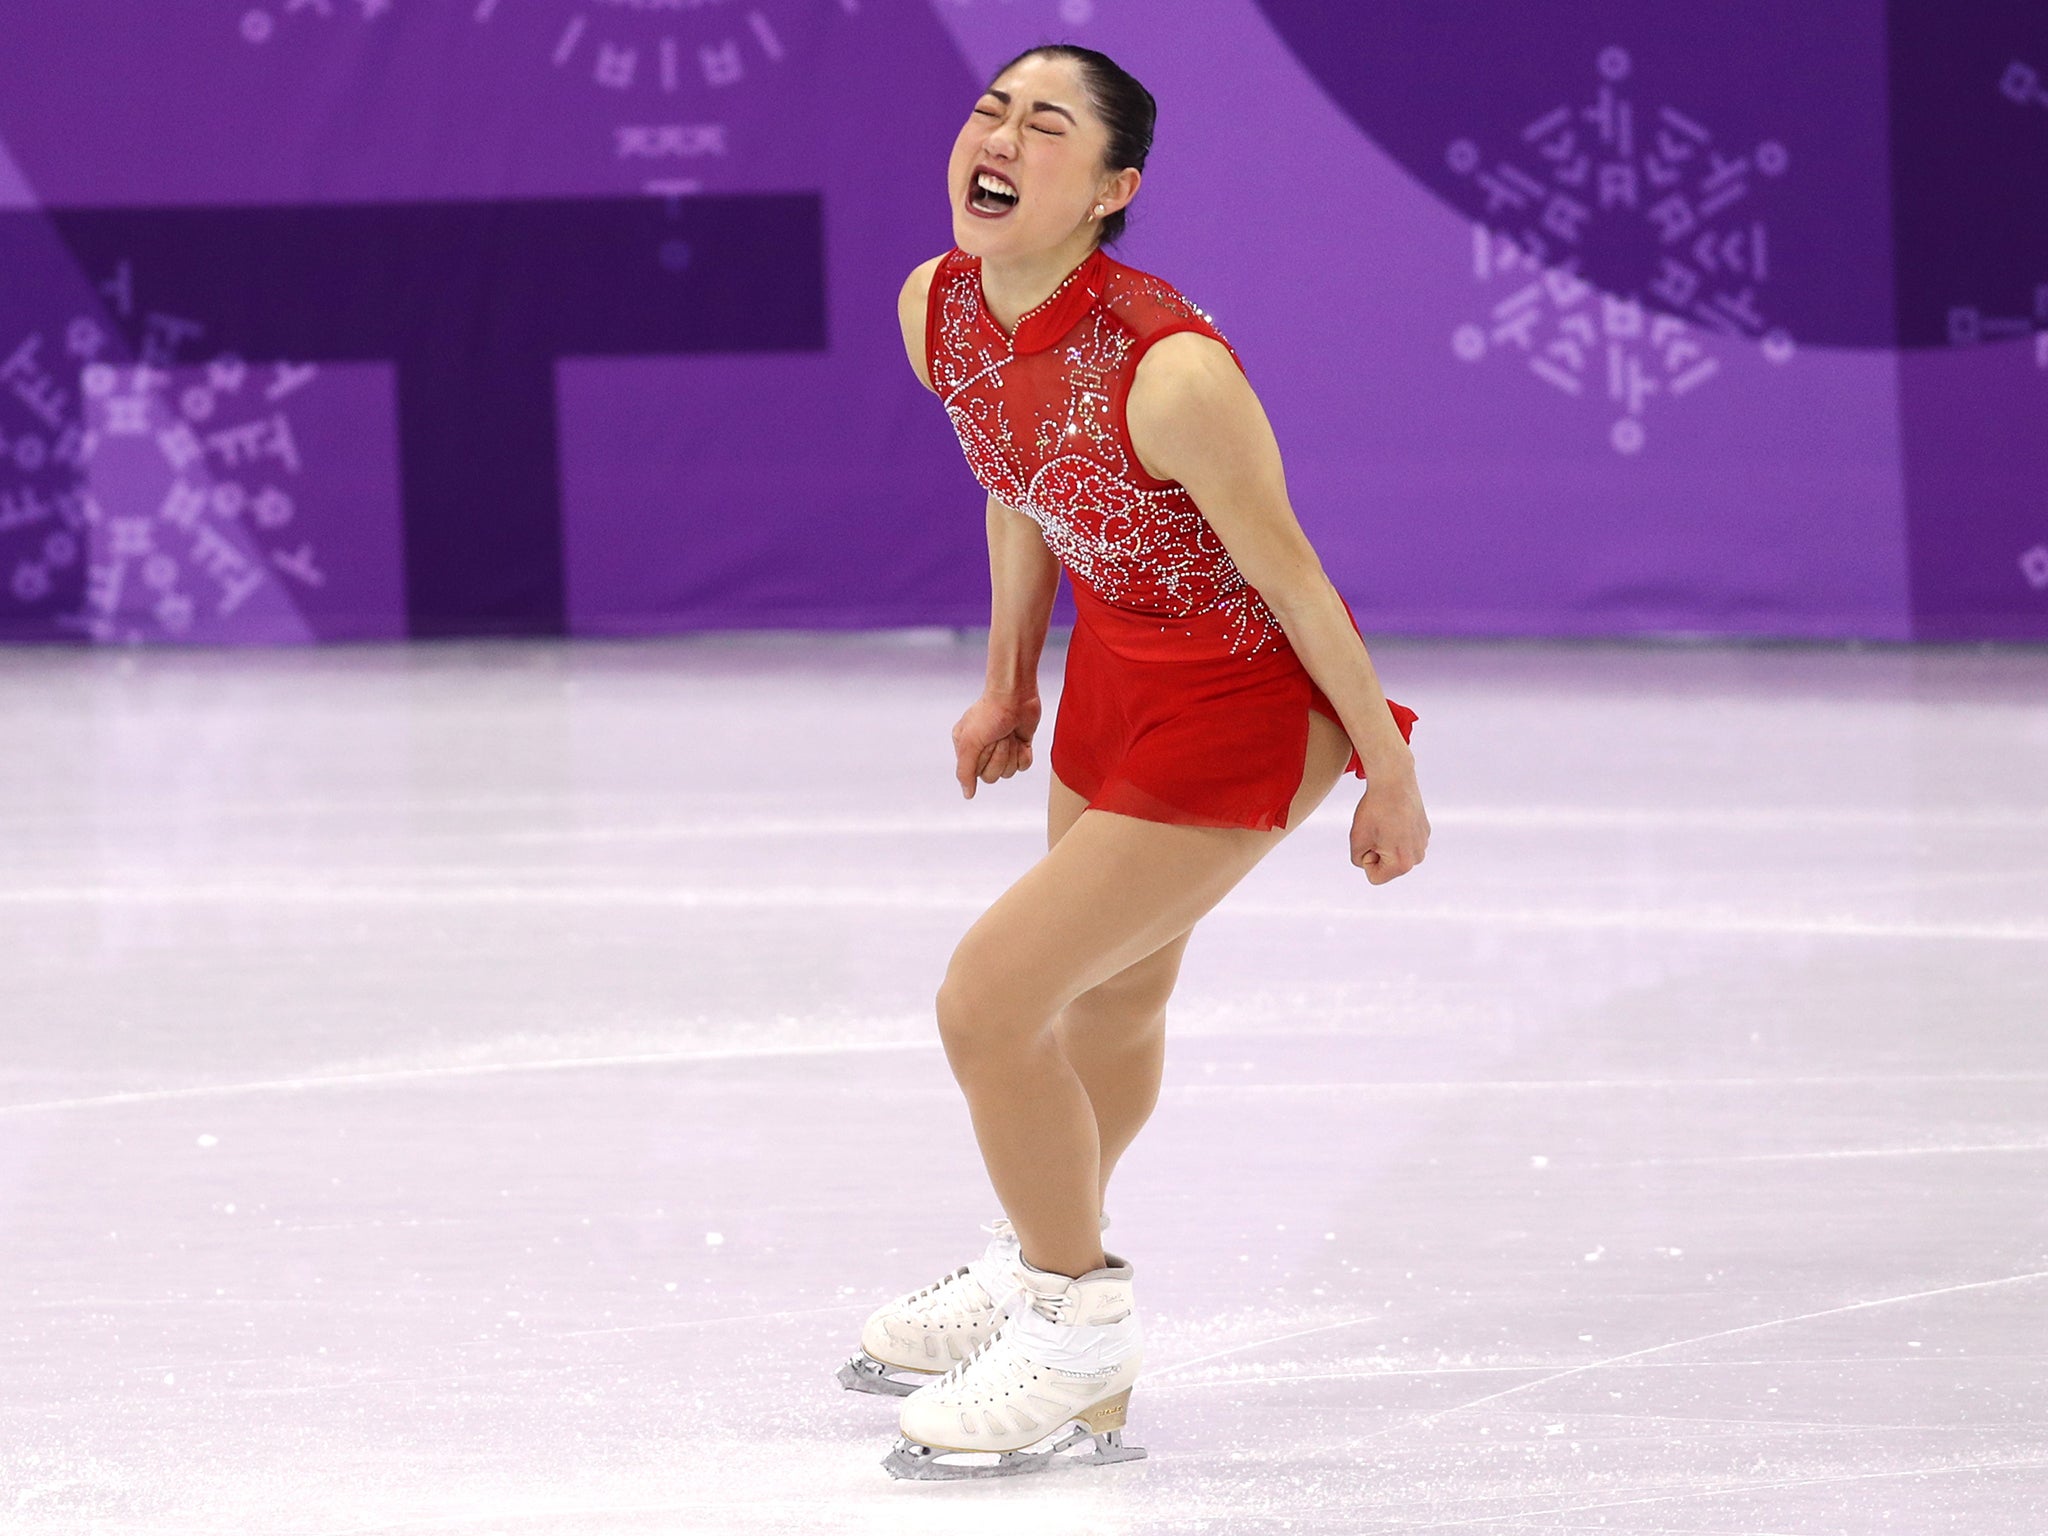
[0,1,2041,645]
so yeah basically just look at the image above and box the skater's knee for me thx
[934,967,1045,1073]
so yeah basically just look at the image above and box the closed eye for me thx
[971,103,1061,133]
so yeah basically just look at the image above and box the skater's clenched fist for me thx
[952,690,1041,799]
[1348,768,1429,884]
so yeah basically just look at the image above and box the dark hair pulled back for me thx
[991,43,1155,246]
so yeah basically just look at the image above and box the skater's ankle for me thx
[1019,1247,1107,1280]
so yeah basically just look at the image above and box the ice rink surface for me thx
[1,632,2044,1535]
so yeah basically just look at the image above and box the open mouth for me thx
[966,169,1020,218]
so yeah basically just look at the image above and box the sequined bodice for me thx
[926,246,1289,659]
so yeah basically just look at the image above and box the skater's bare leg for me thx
[1054,938,1181,1205]
[1044,770,1189,1202]
[936,710,1353,1279]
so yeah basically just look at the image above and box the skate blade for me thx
[882,1426,1147,1481]
[837,1353,936,1399]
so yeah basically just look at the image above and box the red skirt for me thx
[1049,594,1418,833]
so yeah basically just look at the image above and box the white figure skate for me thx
[838,1214,1105,1398]
[881,1253,1145,1480]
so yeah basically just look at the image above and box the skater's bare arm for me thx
[898,259,1053,797]
[1125,331,1428,881]
[896,256,944,394]
[984,494,1058,699]
[954,495,1058,799]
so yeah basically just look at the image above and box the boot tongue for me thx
[957,1265,1001,1309]
[965,1226,1022,1300]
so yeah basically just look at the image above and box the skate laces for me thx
[1023,1286,1076,1325]
[932,1327,1001,1390]
[930,1307,1039,1394]
[895,1222,1026,1324]
[898,1264,976,1318]
[926,1282,1041,1388]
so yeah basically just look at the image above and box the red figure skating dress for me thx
[926,244,1416,832]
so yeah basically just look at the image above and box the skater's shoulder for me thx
[898,253,956,395]
[1097,255,1231,346]
[898,251,955,315]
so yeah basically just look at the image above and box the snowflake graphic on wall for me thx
[235,0,865,194]
[1446,45,1794,455]
[2002,58,2048,114]
[1959,59,2048,599]
[1947,283,2048,369]
[0,258,330,641]
[1946,59,2048,375]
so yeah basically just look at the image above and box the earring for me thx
[1093,204,1103,219]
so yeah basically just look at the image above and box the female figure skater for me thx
[839,44,1429,1479]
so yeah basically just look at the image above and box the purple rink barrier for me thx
[0,0,2041,645]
